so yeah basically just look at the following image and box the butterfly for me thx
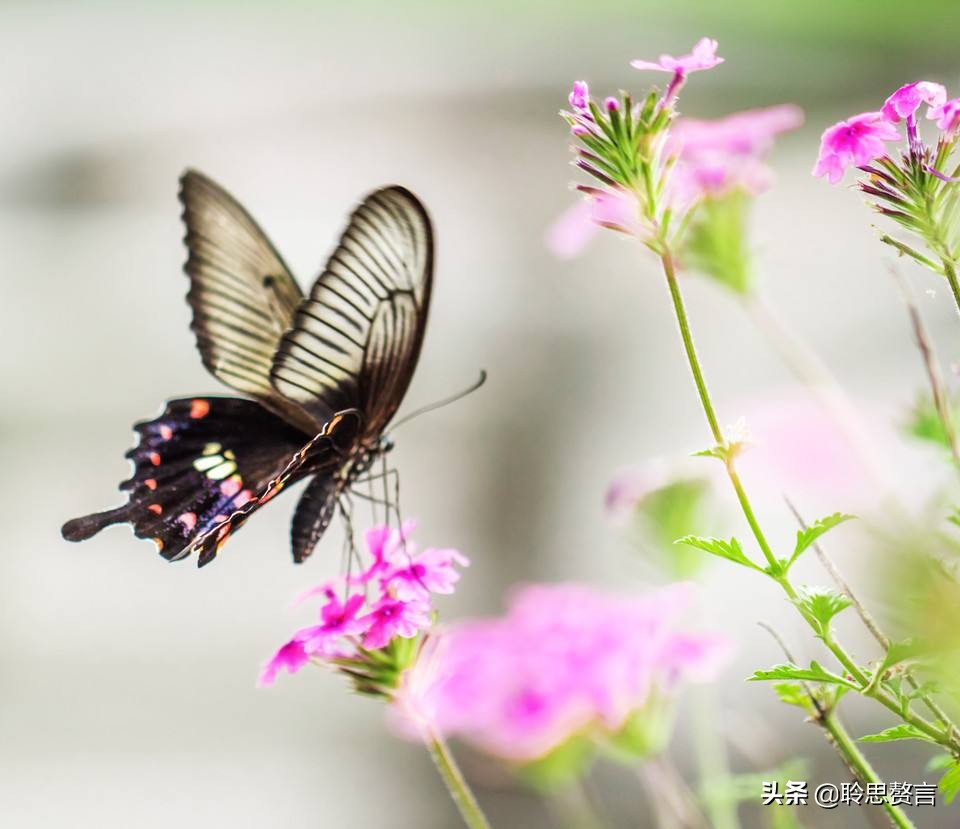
[61,170,433,567]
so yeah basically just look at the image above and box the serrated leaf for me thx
[904,393,957,450]
[876,638,931,676]
[926,752,955,773]
[859,724,938,744]
[749,661,859,689]
[793,587,852,633]
[675,534,762,571]
[789,513,856,567]
[693,445,728,461]
[772,682,811,709]
[939,759,960,804]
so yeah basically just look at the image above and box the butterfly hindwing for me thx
[62,397,313,564]
[187,409,363,566]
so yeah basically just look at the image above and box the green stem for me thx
[425,731,492,829]
[943,257,960,319]
[658,250,959,754]
[821,712,916,829]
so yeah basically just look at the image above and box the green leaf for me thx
[789,513,856,567]
[904,393,958,451]
[772,682,812,709]
[682,191,753,296]
[693,445,728,461]
[876,638,932,676]
[793,587,852,633]
[938,759,960,805]
[675,534,762,571]
[927,752,955,773]
[516,736,596,791]
[749,661,859,689]
[858,724,938,744]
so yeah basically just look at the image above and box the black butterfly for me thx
[62,170,433,567]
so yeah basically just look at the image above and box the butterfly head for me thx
[378,434,395,454]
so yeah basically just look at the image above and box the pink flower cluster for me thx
[814,81,960,184]
[548,103,801,258]
[258,522,468,686]
[668,104,803,208]
[399,582,730,763]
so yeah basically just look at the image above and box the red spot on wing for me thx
[148,504,162,515]
[178,512,197,530]
[159,425,173,440]
[190,399,211,419]
[148,452,161,467]
[220,475,242,497]
[213,514,228,523]
[234,489,254,508]
[144,478,157,491]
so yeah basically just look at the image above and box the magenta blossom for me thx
[259,521,467,687]
[812,112,901,184]
[362,596,433,650]
[386,547,470,601]
[882,81,946,123]
[929,98,960,135]
[631,37,723,75]
[257,639,310,687]
[398,583,731,763]
[295,590,368,658]
[568,80,589,113]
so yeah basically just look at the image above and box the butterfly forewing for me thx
[180,170,315,433]
[270,186,433,435]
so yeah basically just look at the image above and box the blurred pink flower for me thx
[631,37,723,75]
[812,112,901,184]
[604,464,668,521]
[733,388,881,509]
[403,583,731,763]
[928,98,960,134]
[257,639,310,687]
[882,81,946,123]
[546,188,641,259]
[669,105,804,158]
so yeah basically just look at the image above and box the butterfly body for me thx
[62,171,433,567]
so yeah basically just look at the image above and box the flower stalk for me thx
[659,245,960,756]
[424,729,492,829]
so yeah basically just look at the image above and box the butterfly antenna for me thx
[391,370,487,430]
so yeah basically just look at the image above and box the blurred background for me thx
[4,1,960,826]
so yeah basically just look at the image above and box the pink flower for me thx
[631,37,723,75]
[568,80,590,113]
[295,591,368,657]
[546,188,641,259]
[669,105,804,158]
[352,521,417,585]
[361,596,433,650]
[882,81,947,123]
[385,547,470,601]
[406,583,731,763]
[257,639,310,687]
[812,112,901,184]
[259,520,468,689]
[928,98,960,134]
